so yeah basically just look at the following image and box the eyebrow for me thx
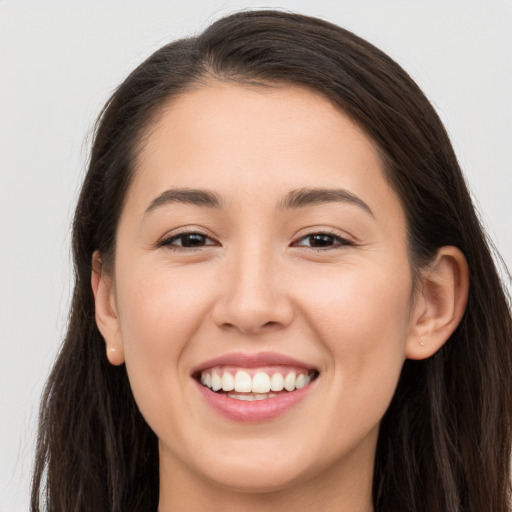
[279,187,374,216]
[144,188,223,215]
[144,186,373,217]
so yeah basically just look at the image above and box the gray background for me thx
[1,1,511,509]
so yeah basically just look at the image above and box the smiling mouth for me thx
[194,366,319,401]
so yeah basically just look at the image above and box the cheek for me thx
[116,265,209,348]
[113,264,219,434]
[114,265,215,396]
[297,261,412,404]
[301,260,412,336]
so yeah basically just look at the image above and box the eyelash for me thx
[157,231,219,251]
[292,231,354,250]
[157,230,354,252]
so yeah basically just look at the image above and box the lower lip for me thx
[194,379,316,422]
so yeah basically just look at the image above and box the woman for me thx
[31,9,512,512]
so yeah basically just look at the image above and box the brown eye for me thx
[159,232,217,250]
[294,233,353,249]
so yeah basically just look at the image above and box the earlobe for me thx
[406,246,469,360]
[91,251,125,366]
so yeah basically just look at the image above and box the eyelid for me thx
[156,227,220,250]
[154,226,356,251]
[290,228,357,249]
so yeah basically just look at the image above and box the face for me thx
[100,83,420,499]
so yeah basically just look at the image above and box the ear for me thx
[406,246,469,360]
[91,251,125,365]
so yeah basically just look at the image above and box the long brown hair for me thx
[31,10,512,511]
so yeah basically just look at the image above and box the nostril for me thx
[219,319,288,336]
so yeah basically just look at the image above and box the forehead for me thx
[127,82,403,224]
[138,82,377,168]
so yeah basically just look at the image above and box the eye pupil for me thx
[181,233,206,247]
[310,234,334,247]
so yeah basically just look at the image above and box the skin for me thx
[92,83,468,511]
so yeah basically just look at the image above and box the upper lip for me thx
[191,351,318,375]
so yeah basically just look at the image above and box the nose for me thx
[211,246,294,335]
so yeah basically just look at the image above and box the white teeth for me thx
[221,371,235,392]
[234,370,252,392]
[229,393,252,401]
[227,392,279,401]
[211,371,222,391]
[252,372,271,393]
[284,371,296,391]
[270,372,284,391]
[200,368,315,394]
[295,373,308,389]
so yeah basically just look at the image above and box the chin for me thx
[203,460,311,494]
[182,439,329,495]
